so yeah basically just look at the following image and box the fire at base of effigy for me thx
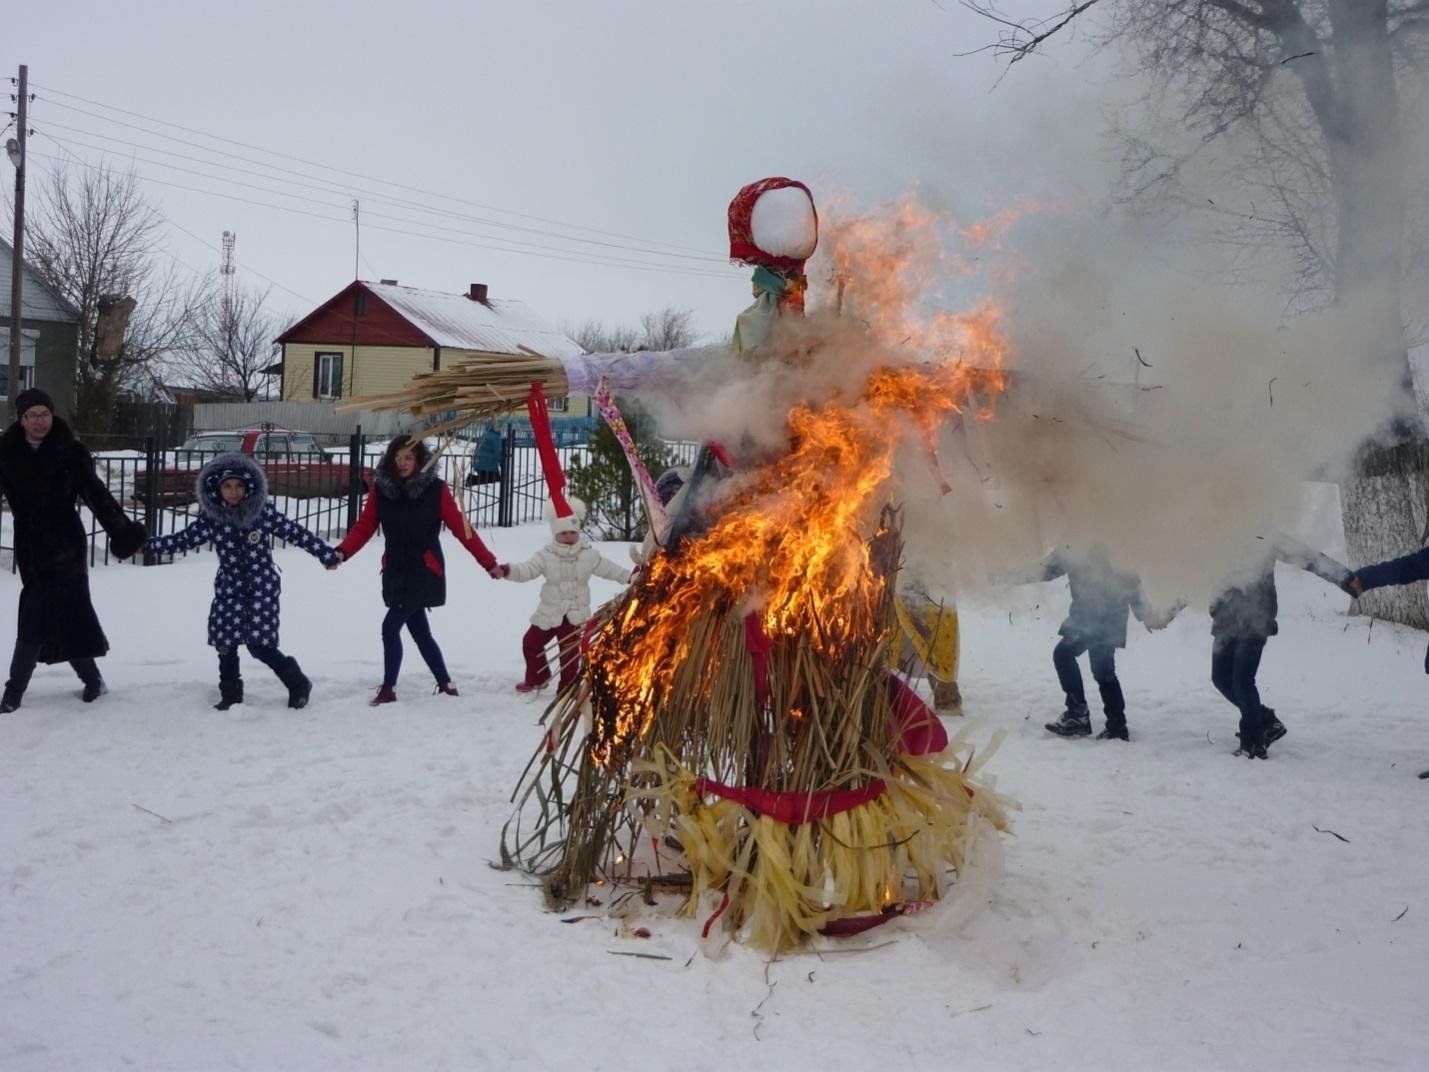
[498,310,1017,954]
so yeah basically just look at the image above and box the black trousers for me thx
[1053,636,1126,723]
[1211,635,1268,741]
[218,644,287,684]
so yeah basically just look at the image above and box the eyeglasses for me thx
[20,409,51,421]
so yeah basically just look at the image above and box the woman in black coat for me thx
[0,389,147,711]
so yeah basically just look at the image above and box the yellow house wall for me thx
[282,344,432,400]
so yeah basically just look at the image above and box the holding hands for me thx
[326,550,344,572]
[1343,575,1364,599]
[489,563,510,579]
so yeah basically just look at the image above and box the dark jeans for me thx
[1053,636,1126,724]
[522,620,581,690]
[1211,635,1268,741]
[218,644,287,684]
[382,607,451,687]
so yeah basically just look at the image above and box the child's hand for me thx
[326,550,344,571]
[489,563,509,579]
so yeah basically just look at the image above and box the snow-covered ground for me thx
[2,522,1427,1070]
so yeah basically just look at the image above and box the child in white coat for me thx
[497,496,632,693]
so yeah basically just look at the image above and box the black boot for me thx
[1235,732,1268,760]
[214,678,244,711]
[1097,720,1130,741]
[1046,703,1092,737]
[2,642,40,713]
[72,658,106,703]
[1262,707,1286,745]
[276,658,311,709]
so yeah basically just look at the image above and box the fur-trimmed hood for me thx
[373,463,441,501]
[1,413,78,473]
[196,452,268,528]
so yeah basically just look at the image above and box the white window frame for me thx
[315,351,343,400]
[0,328,38,401]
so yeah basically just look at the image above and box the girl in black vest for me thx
[334,436,498,705]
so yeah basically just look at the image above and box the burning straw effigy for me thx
[362,179,1016,953]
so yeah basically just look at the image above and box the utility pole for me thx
[7,64,28,413]
[351,198,360,280]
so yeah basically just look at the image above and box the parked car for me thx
[136,428,372,503]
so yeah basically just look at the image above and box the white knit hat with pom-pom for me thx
[545,496,586,536]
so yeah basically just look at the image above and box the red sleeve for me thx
[440,484,496,570]
[336,489,381,559]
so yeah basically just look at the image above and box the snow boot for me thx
[276,658,311,709]
[1,642,38,713]
[214,679,244,712]
[1262,708,1286,746]
[1235,733,1268,760]
[1045,704,1092,737]
[434,681,460,697]
[369,684,397,706]
[515,680,547,695]
[73,659,106,703]
[1097,721,1130,741]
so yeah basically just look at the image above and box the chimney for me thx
[379,278,398,286]
[468,283,489,304]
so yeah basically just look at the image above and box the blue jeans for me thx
[382,607,450,687]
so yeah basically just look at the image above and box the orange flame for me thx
[587,199,1011,765]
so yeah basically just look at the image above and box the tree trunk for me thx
[1322,0,1423,626]
[1341,444,1429,628]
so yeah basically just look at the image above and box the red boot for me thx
[434,682,459,697]
[369,684,397,706]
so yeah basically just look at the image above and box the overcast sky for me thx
[6,1,1096,342]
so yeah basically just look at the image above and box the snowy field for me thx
[2,522,1427,1071]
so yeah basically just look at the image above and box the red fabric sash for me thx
[526,383,571,518]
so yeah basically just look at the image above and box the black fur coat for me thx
[0,417,147,662]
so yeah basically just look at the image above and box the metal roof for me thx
[365,282,580,358]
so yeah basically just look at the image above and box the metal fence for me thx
[1,432,699,570]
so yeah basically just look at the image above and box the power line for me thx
[37,129,736,276]
[34,110,730,265]
[29,140,736,280]
[31,81,726,257]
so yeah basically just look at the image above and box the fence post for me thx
[346,425,364,530]
[498,428,515,528]
[141,435,160,566]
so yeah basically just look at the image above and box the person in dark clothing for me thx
[0,389,147,712]
[1345,549,1429,778]
[1027,546,1158,741]
[144,453,338,710]
[464,424,503,487]
[1210,533,1353,759]
[335,435,498,706]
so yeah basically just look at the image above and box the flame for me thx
[587,199,1011,767]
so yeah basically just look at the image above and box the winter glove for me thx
[110,519,149,560]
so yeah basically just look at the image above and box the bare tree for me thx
[170,280,281,402]
[15,161,203,428]
[564,307,698,539]
[965,0,1429,625]
[567,305,698,354]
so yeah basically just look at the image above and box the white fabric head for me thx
[750,186,818,260]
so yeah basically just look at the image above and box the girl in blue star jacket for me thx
[145,452,339,710]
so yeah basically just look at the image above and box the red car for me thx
[137,428,372,503]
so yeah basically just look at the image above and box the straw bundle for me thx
[337,348,567,437]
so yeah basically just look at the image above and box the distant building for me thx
[274,280,586,416]
[0,235,80,414]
